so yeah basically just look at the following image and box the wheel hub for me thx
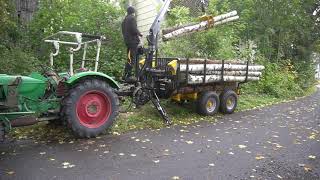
[76,91,111,128]
[85,100,101,117]
[206,98,216,113]
[226,96,236,110]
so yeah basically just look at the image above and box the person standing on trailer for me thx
[121,6,142,82]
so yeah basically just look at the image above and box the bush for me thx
[28,0,126,77]
[0,44,40,75]
[242,57,304,98]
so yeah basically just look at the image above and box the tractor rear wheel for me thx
[220,90,238,114]
[196,91,220,116]
[0,123,5,142]
[62,79,119,138]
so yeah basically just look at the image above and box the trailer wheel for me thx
[0,123,5,142]
[220,90,238,114]
[196,91,220,116]
[62,79,119,138]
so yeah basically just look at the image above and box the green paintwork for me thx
[66,71,120,89]
[0,73,46,101]
[0,73,60,124]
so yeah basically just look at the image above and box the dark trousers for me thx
[123,46,138,79]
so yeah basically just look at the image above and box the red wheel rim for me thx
[76,90,111,128]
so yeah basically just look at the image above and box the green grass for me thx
[9,86,317,141]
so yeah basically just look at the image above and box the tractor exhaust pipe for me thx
[11,116,38,127]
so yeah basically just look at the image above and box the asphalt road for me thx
[1,87,320,180]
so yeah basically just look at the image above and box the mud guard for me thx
[66,71,120,89]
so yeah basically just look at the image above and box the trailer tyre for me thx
[220,90,238,114]
[196,91,220,116]
[62,79,119,138]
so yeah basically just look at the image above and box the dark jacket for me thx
[121,14,141,47]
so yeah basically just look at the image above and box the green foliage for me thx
[0,0,17,39]
[166,6,193,27]
[28,0,126,77]
[0,0,38,75]
[0,45,39,74]
[242,57,304,98]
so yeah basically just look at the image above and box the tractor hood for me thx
[0,73,47,100]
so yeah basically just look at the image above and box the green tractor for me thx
[0,31,120,141]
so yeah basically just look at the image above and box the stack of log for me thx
[162,11,239,41]
[171,59,265,84]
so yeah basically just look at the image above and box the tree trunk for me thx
[189,71,262,77]
[187,75,260,84]
[15,0,38,24]
[178,64,265,72]
[162,11,239,41]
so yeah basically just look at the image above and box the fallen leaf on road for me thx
[130,154,136,157]
[172,176,180,180]
[119,153,125,156]
[238,145,247,149]
[228,152,234,155]
[39,152,46,155]
[186,141,194,144]
[255,155,265,160]
[7,171,15,175]
[62,162,75,169]
[62,162,70,166]
[308,134,316,140]
[277,175,283,179]
[308,155,316,159]
[276,144,282,148]
[209,163,215,167]
[304,165,313,172]
[153,160,160,164]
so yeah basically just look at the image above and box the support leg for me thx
[150,90,172,125]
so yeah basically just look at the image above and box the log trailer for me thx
[0,0,263,141]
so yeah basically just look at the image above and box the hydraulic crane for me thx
[129,0,210,125]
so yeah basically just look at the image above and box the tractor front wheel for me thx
[62,79,119,138]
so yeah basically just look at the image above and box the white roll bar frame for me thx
[44,31,104,76]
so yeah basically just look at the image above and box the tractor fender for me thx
[66,71,120,89]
